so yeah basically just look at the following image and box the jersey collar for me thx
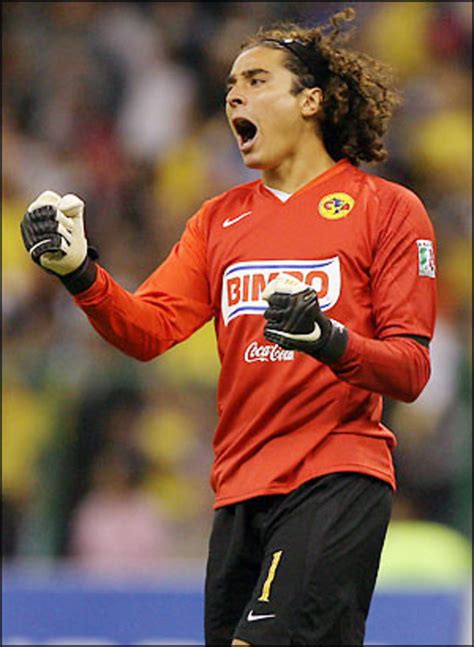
[259,158,352,204]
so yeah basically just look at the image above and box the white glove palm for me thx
[26,190,88,276]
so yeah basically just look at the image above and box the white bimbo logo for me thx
[221,258,341,326]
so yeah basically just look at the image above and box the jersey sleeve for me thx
[72,208,213,361]
[370,186,437,340]
[330,186,437,402]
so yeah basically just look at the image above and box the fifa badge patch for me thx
[319,193,355,220]
[416,239,436,278]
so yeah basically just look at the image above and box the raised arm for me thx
[21,191,213,361]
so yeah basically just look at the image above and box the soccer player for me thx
[21,8,436,646]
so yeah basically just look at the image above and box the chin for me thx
[243,159,265,170]
[241,153,273,170]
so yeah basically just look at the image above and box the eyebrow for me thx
[226,68,270,88]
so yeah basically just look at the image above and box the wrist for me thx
[309,319,348,364]
[59,255,98,294]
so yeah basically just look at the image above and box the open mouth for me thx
[233,118,258,150]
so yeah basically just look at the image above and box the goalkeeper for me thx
[21,8,436,647]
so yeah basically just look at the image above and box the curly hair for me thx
[240,8,401,166]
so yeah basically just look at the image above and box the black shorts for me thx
[204,472,393,646]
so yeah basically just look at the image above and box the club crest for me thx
[319,193,355,220]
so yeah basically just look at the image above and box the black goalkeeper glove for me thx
[262,273,348,364]
[21,190,98,294]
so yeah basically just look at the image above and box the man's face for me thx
[226,46,309,169]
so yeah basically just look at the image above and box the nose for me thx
[226,87,246,109]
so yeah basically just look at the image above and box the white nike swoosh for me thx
[29,239,54,255]
[247,609,276,622]
[222,211,252,228]
[266,322,322,343]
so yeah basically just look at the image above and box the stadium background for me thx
[2,1,472,644]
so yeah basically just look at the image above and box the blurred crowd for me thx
[2,2,472,573]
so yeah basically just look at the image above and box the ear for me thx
[300,87,323,118]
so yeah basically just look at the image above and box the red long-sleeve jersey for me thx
[73,160,437,507]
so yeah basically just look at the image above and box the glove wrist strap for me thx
[59,252,98,295]
[309,319,348,364]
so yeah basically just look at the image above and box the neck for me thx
[262,137,336,194]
